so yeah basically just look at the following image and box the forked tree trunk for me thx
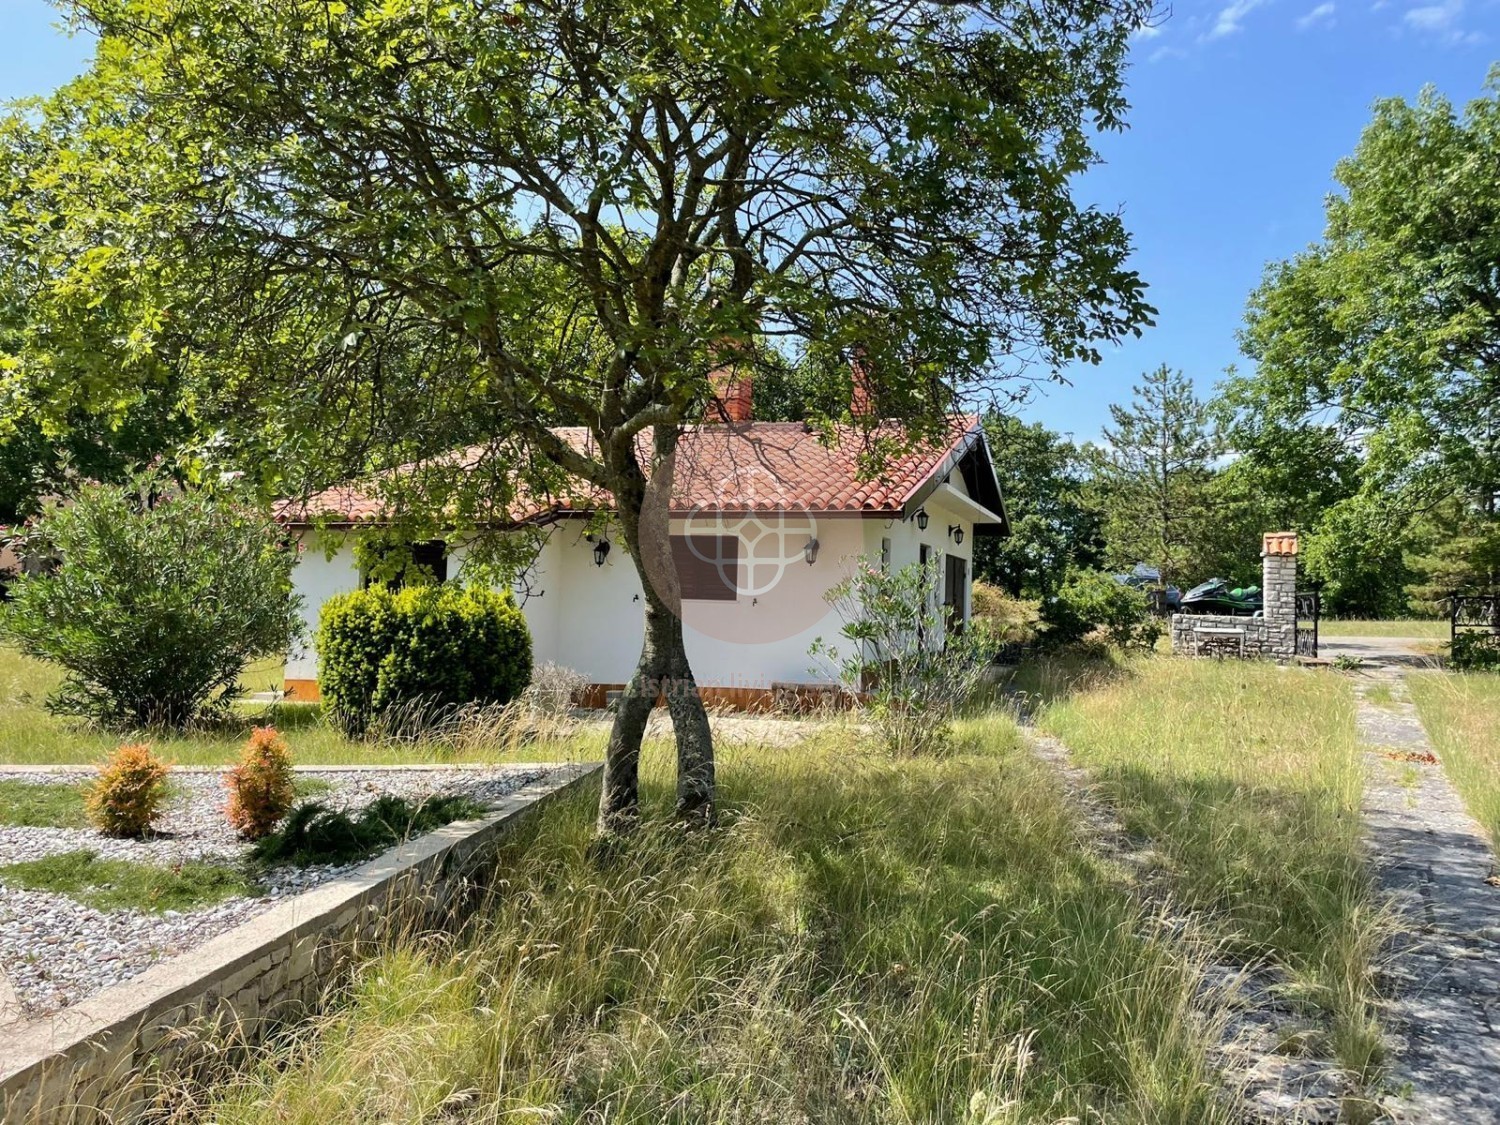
[595,434,717,835]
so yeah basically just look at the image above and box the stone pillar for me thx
[1262,531,1299,661]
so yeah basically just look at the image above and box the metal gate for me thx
[1295,590,1320,658]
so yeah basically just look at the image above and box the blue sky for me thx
[2,0,1497,440]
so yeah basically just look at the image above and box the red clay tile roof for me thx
[1262,532,1299,557]
[276,417,988,528]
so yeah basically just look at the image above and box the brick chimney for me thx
[850,354,876,419]
[1261,531,1299,661]
[707,351,753,424]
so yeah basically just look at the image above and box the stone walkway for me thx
[1326,637,1500,1122]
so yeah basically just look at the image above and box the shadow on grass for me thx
[206,733,1231,1125]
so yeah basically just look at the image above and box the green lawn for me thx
[0,779,89,827]
[1317,619,1447,639]
[0,647,603,767]
[1408,671,1500,848]
[0,849,256,912]
[1034,657,1386,1108]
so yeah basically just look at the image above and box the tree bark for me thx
[594,427,717,834]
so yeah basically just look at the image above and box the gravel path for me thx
[1331,636,1500,1124]
[0,765,550,1016]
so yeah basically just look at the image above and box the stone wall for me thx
[0,763,600,1124]
[1171,531,1300,662]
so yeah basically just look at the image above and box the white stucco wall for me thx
[285,502,981,694]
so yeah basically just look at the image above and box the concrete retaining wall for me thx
[0,762,600,1123]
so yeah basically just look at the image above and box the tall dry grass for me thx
[1032,657,1388,1104]
[1408,670,1500,847]
[197,718,1234,1125]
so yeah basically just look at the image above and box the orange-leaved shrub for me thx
[86,743,171,837]
[225,726,296,839]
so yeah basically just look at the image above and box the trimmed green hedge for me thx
[317,584,532,738]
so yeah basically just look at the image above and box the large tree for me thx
[974,413,1103,598]
[1234,72,1500,549]
[1098,364,1217,584]
[1,0,1154,831]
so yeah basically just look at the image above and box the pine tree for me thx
[1100,366,1218,586]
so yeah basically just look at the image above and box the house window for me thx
[361,539,448,589]
[671,535,738,600]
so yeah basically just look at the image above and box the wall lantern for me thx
[592,538,611,567]
[948,524,964,546]
[915,508,930,531]
[803,537,820,566]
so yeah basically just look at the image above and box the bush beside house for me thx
[318,583,533,738]
[1041,570,1161,650]
[3,474,300,729]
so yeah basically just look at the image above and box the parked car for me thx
[1113,563,1181,613]
[1179,578,1263,616]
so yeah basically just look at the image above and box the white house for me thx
[275,397,1008,710]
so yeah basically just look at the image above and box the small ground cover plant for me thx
[251,794,486,867]
[85,743,171,837]
[225,726,297,839]
[0,849,256,912]
[0,779,89,827]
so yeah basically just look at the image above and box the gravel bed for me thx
[0,766,550,1016]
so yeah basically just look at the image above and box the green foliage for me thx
[1449,633,1500,672]
[252,794,486,868]
[0,849,255,913]
[1405,509,1500,615]
[1098,365,1218,586]
[1231,73,1500,615]
[1042,570,1160,650]
[0,780,88,828]
[1300,496,1416,618]
[3,473,300,728]
[85,743,170,837]
[318,583,532,739]
[813,561,999,756]
[975,413,1105,597]
[225,726,297,840]
[969,580,1042,647]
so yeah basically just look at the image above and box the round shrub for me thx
[1042,570,1161,650]
[225,726,296,839]
[86,743,170,837]
[4,473,300,729]
[318,583,532,738]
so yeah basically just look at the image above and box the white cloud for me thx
[1297,1,1336,27]
[1402,0,1487,43]
[1207,0,1267,39]
[1133,23,1165,39]
[1404,0,1460,30]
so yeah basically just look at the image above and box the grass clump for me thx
[1408,671,1500,847]
[251,794,487,867]
[0,849,256,912]
[0,780,89,827]
[205,717,1234,1125]
[1036,657,1387,1102]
